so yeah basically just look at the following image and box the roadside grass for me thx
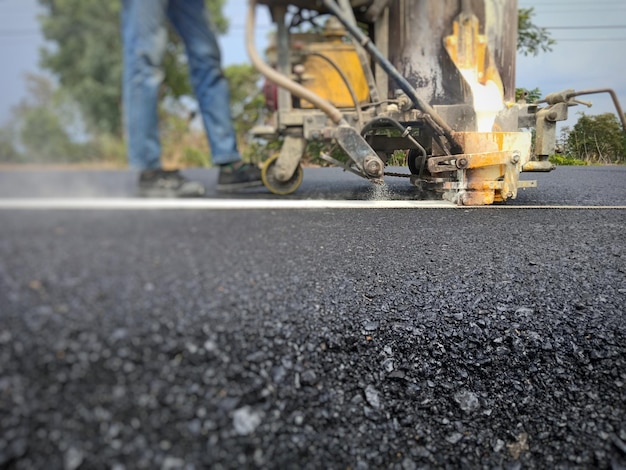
[549,154,588,166]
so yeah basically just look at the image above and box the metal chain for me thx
[384,171,412,178]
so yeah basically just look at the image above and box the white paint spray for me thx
[368,182,392,201]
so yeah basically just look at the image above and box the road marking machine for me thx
[246,0,625,204]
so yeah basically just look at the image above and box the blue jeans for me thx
[121,0,241,169]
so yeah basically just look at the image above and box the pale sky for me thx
[1,0,624,131]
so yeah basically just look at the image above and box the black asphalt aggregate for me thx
[0,166,625,469]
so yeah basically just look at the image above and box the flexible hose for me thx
[245,0,346,125]
[364,0,392,22]
[321,0,463,155]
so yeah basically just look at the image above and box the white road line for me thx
[459,205,626,210]
[0,198,455,210]
[0,199,623,210]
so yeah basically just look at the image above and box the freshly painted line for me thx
[462,205,626,210]
[0,198,624,210]
[0,198,456,210]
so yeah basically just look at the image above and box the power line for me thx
[538,9,626,14]
[522,3,626,10]
[528,4,626,7]
[520,1,624,5]
[524,7,626,13]
[523,3,626,6]
[554,37,626,41]
[535,4,626,7]
[544,25,626,29]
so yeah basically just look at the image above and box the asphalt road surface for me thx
[0,166,625,469]
[0,165,624,205]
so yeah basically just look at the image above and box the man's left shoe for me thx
[217,162,264,192]
[138,169,206,198]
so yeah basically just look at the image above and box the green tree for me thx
[0,127,20,163]
[0,73,128,165]
[37,0,228,137]
[38,1,123,135]
[225,64,264,138]
[515,87,542,103]
[6,74,87,163]
[517,7,555,56]
[567,113,626,164]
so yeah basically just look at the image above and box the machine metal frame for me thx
[246,0,625,204]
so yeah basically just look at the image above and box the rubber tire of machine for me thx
[261,153,304,195]
[407,149,425,175]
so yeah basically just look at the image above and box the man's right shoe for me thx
[138,169,206,198]
[217,162,263,192]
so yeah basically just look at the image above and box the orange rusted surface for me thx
[452,132,532,161]
[522,161,556,172]
[441,131,533,205]
[459,190,495,206]
[457,150,511,169]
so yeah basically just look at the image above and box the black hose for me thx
[321,0,463,155]
[364,0,392,22]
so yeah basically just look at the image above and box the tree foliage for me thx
[0,127,20,163]
[517,7,555,56]
[38,0,123,135]
[0,74,132,165]
[225,64,264,137]
[515,87,542,103]
[17,75,75,161]
[566,113,626,164]
[4,74,93,163]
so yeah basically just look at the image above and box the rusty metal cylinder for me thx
[387,0,518,105]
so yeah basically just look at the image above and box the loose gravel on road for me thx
[1,208,625,469]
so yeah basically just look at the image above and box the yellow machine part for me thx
[299,40,370,109]
[456,131,532,205]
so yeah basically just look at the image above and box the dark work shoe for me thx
[138,169,206,198]
[217,162,263,192]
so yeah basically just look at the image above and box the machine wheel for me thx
[407,149,425,175]
[261,153,304,195]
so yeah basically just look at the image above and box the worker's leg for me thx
[166,0,241,166]
[121,0,168,170]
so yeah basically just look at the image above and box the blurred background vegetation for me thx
[0,0,267,168]
[0,1,623,167]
